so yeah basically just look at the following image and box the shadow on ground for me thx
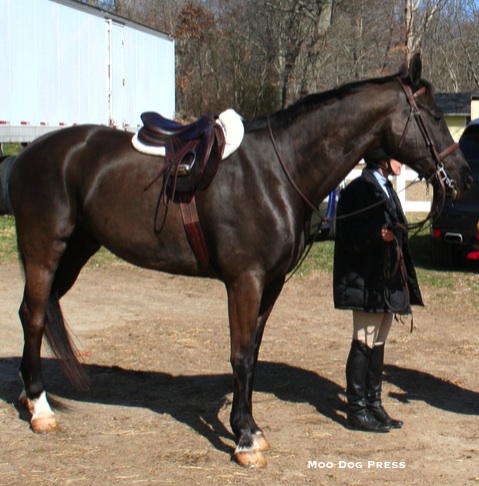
[1,357,478,455]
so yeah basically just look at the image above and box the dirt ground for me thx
[1,260,479,485]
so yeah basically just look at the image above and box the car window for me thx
[455,125,479,204]
[460,138,479,162]
[459,125,479,181]
[469,161,479,181]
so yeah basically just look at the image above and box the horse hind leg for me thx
[18,260,61,433]
[19,232,99,432]
[52,229,101,300]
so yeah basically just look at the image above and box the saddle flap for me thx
[171,122,225,193]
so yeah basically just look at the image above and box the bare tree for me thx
[175,2,219,115]
[73,0,479,116]
[402,0,449,61]
[248,0,333,108]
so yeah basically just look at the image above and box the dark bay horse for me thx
[8,55,472,467]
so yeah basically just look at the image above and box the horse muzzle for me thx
[437,163,457,198]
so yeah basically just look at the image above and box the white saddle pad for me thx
[131,108,244,160]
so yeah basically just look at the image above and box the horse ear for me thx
[408,52,422,87]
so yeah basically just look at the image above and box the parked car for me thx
[430,118,479,267]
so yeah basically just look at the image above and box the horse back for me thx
[9,124,307,280]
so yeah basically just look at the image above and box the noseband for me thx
[396,76,458,195]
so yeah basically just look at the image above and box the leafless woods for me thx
[82,0,479,117]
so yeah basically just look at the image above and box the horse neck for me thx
[273,82,397,205]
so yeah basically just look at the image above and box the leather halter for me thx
[396,76,458,194]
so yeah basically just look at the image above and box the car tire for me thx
[430,238,460,267]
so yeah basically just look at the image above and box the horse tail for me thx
[44,291,90,389]
[0,156,15,215]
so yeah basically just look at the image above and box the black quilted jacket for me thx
[333,168,424,314]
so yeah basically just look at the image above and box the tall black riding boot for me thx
[346,340,390,432]
[366,343,403,429]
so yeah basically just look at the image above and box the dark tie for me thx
[386,181,397,213]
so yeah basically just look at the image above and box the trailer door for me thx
[107,19,126,128]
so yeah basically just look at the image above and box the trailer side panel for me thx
[0,0,175,143]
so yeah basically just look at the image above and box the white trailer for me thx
[0,0,175,143]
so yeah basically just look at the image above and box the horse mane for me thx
[244,70,433,133]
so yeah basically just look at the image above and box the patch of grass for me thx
[2,143,24,156]
[0,215,18,263]
[297,239,334,276]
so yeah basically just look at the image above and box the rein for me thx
[382,228,414,332]
[267,116,326,278]
[267,116,323,217]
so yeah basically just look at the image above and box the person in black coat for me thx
[333,149,423,433]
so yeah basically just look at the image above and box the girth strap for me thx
[179,192,215,277]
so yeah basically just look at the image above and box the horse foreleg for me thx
[227,275,284,467]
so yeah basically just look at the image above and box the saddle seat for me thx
[139,111,218,143]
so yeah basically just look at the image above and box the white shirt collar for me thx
[372,169,390,197]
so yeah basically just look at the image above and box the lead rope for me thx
[383,223,414,332]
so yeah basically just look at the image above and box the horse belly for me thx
[82,185,201,275]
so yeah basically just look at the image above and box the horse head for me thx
[385,53,472,199]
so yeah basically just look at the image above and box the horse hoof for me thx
[31,413,57,433]
[233,449,267,468]
[252,431,271,452]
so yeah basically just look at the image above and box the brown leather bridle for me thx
[396,76,459,197]
[268,77,461,225]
